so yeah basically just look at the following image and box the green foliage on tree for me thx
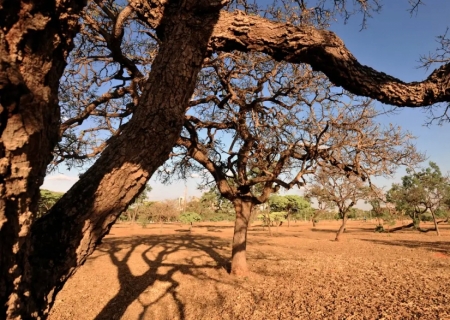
[369,197,396,232]
[185,187,234,221]
[257,211,287,234]
[179,211,202,231]
[120,184,153,222]
[387,162,450,235]
[179,211,202,224]
[38,189,64,217]
[268,194,312,225]
[306,167,370,240]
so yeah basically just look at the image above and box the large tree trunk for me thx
[3,2,223,318]
[0,1,87,318]
[2,1,449,318]
[335,213,348,241]
[231,198,254,275]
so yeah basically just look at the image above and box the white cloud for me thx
[46,174,79,182]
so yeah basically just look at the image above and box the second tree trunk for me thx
[231,199,253,275]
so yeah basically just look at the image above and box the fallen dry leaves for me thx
[49,221,450,320]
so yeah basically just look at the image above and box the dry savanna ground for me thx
[49,220,450,320]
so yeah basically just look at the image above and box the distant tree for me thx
[179,211,202,231]
[365,186,399,232]
[145,200,179,224]
[183,188,235,222]
[307,167,370,241]
[269,195,312,227]
[370,198,390,229]
[38,190,64,218]
[125,184,152,223]
[201,187,234,217]
[387,162,450,235]
[257,211,286,234]
[306,193,336,226]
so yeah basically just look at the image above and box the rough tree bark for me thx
[335,213,348,241]
[231,198,254,275]
[209,10,450,107]
[131,2,450,107]
[0,1,87,318]
[2,1,223,318]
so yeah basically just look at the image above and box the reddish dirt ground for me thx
[49,220,450,320]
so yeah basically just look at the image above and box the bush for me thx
[257,211,286,226]
[208,212,234,222]
[420,214,434,222]
[179,211,202,224]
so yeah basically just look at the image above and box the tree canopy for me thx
[306,166,370,240]
[387,162,450,235]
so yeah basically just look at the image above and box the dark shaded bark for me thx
[231,198,253,275]
[387,221,441,234]
[387,222,415,233]
[0,1,87,318]
[335,214,348,241]
[2,1,223,318]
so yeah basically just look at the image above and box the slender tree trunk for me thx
[287,212,290,227]
[231,198,254,275]
[265,213,272,236]
[335,213,348,241]
[132,209,138,224]
[413,215,421,230]
[430,211,441,236]
[0,1,87,318]
[131,206,140,224]
[2,3,223,318]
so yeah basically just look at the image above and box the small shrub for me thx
[420,214,433,222]
[179,211,202,224]
[137,216,149,228]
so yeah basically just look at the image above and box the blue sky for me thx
[42,0,450,201]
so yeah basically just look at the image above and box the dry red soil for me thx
[49,220,450,320]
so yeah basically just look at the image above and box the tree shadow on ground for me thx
[310,227,374,234]
[93,234,231,320]
[195,225,235,229]
[360,239,450,255]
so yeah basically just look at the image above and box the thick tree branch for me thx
[209,10,450,107]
